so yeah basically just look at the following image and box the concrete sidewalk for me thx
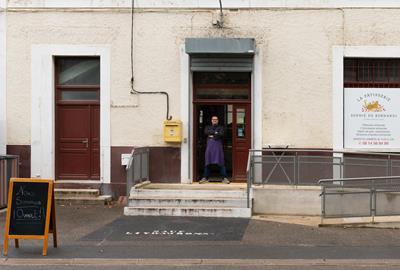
[1,204,400,260]
[255,214,400,229]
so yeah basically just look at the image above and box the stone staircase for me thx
[54,189,112,205]
[124,184,251,218]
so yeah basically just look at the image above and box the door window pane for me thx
[58,58,100,85]
[194,72,250,100]
[61,91,99,100]
[236,108,245,138]
[225,105,233,147]
[196,88,249,99]
[194,72,251,85]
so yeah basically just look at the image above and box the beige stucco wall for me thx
[6,8,400,147]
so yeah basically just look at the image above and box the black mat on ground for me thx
[81,216,250,241]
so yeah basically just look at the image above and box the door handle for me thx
[82,138,89,148]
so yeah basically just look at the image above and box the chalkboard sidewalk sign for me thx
[3,178,57,256]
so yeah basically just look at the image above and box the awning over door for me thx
[185,38,255,72]
[185,38,255,54]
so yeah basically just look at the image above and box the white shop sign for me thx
[344,88,400,149]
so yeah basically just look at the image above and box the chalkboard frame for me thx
[3,178,57,256]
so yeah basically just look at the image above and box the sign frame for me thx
[3,178,57,256]
[344,88,400,150]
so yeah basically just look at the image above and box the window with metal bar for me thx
[344,58,400,88]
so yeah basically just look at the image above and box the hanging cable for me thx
[130,0,172,120]
[217,0,224,28]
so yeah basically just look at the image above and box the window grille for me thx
[344,58,400,88]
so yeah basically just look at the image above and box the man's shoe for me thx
[222,178,230,184]
[199,178,209,184]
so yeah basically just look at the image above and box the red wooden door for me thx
[56,105,99,180]
[232,104,251,180]
[55,57,100,180]
[90,106,100,179]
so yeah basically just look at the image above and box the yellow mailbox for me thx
[163,120,182,142]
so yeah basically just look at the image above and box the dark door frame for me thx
[193,102,251,182]
[192,72,252,182]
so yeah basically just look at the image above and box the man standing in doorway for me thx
[200,116,230,184]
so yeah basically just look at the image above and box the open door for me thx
[195,105,232,181]
[193,72,251,182]
[232,104,251,180]
[194,104,251,182]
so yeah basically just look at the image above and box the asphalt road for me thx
[1,204,400,268]
[2,260,400,270]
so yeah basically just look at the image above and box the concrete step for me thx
[55,188,111,205]
[56,195,112,205]
[55,188,100,198]
[127,184,250,218]
[128,197,248,208]
[131,189,247,198]
[124,206,251,218]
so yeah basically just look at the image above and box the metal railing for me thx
[246,153,252,208]
[126,148,150,197]
[0,155,19,208]
[246,148,400,212]
[319,176,400,219]
[247,149,400,186]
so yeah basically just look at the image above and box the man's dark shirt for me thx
[204,125,224,140]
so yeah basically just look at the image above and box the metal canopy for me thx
[185,38,255,55]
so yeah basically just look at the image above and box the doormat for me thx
[81,216,249,241]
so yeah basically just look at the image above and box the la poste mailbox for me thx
[163,120,182,142]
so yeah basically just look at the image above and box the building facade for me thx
[2,0,400,197]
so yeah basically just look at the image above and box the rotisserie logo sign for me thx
[344,89,400,149]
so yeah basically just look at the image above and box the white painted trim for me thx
[332,46,400,152]
[332,47,344,151]
[183,48,261,183]
[180,45,190,184]
[188,66,194,182]
[253,48,263,181]
[253,48,262,151]
[344,46,400,58]
[0,9,5,155]
[31,45,111,182]
[7,0,400,9]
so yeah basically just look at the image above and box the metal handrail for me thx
[319,175,400,219]
[0,155,19,208]
[319,175,400,184]
[126,149,135,171]
[248,148,400,185]
[125,148,150,197]
[246,151,251,208]
[249,148,400,157]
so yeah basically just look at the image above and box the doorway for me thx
[193,72,251,182]
[55,57,100,180]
